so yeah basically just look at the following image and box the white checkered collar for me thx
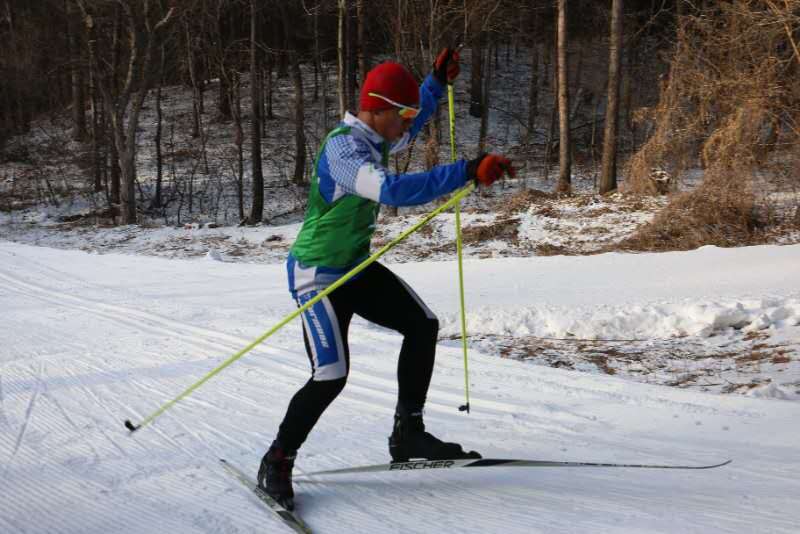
[343,112,385,145]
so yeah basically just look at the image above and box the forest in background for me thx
[1,0,798,251]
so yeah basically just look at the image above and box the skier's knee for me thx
[427,316,440,337]
[404,315,438,340]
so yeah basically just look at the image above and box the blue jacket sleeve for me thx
[320,132,469,207]
[378,160,469,207]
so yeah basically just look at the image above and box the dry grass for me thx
[772,354,792,365]
[499,188,554,215]
[614,180,763,251]
[587,354,617,375]
[534,242,572,256]
[621,1,800,251]
[461,216,519,244]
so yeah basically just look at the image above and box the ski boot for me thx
[388,408,481,463]
[257,441,297,510]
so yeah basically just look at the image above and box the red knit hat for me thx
[360,62,419,112]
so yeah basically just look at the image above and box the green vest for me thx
[290,126,389,269]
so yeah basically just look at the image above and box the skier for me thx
[259,48,515,510]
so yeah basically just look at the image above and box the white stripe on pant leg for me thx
[293,261,317,296]
[321,296,347,374]
[312,296,348,382]
[300,312,321,373]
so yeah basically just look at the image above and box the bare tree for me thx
[478,43,492,153]
[152,43,165,210]
[556,0,571,194]
[214,1,233,121]
[247,0,264,223]
[525,7,539,146]
[337,0,346,118]
[280,1,307,185]
[313,1,329,133]
[184,17,204,139]
[346,0,357,109]
[356,0,367,81]
[67,0,87,141]
[599,0,624,194]
[470,29,484,118]
[77,0,176,224]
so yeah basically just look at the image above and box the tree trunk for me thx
[119,144,137,224]
[542,31,551,88]
[219,73,232,120]
[90,81,102,193]
[291,54,307,186]
[108,6,121,206]
[67,0,87,141]
[280,3,306,185]
[86,15,102,193]
[599,0,624,194]
[314,3,329,134]
[6,1,30,135]
[265,52,274,120]
[356,0,368,82]
[153,46,166,209]
[248,0,264,224]
[478,45,492,154]
[313,4,321,102]
[347,0,358,110]
[109,120,121,205]
[186,21,201,138]
[525,11,539,146]
[556,0,571,194]
[337,0,346,118]
[217,11,232,120]
[543,46,558,182]
[623,40,635,152]
[117,4,174,224]
[569,44,584,121]
[233,72,244,221]
[117,65,157,225]
[470,31,484,118]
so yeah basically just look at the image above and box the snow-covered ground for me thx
[1,240,799,533]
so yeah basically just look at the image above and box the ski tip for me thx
[124,420,140,433]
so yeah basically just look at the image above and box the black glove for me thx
[433,47,460,85]
[466,154,488,182]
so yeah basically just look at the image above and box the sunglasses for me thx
[368,92,420,119]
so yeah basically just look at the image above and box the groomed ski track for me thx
[1,241,799,533]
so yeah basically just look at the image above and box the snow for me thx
[1,240,799,533]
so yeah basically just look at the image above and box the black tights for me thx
[275,262,439,451]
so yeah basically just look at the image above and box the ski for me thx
[220,459,313,534]
[296,457,732,478]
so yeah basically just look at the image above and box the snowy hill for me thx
[1,241,799,533]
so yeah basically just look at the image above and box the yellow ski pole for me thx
[124,182,475,434]
[447,49,472,414]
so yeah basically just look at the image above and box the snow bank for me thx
[747,382,800,401]
[440,297,800,340]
